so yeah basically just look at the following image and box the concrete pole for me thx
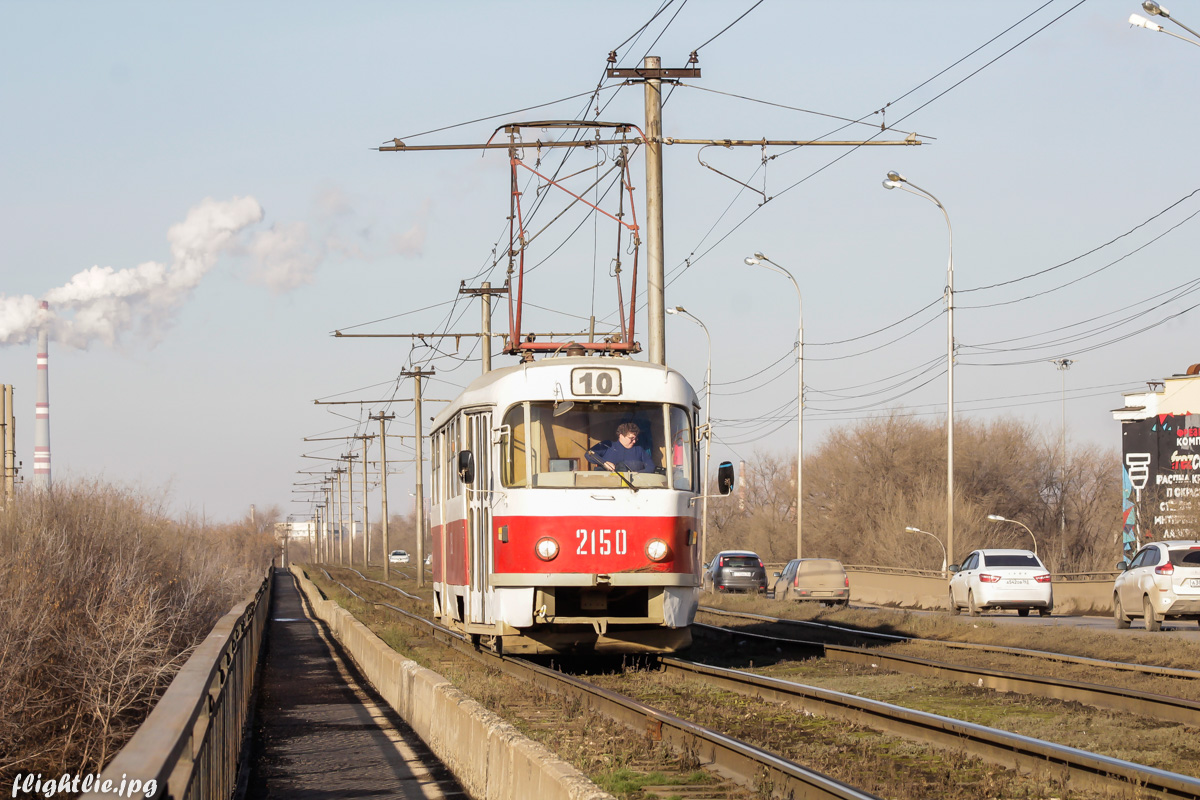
[361,437,370,567]
[377,414,393,580]
[946,230,955,570]
[413,370,427,588]
[1,385,11,503]
[481,281,492,374]
[335,468,345,565]
[798,312,804,561]
[346,454,356,568]
[643,56,666,366]
[324,483,333,563]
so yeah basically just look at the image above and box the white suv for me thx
[1113,540,1200,631]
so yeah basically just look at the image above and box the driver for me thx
[587,422,654,473]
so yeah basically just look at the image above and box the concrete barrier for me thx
[846,567,1115,616]
[290,566,612,800]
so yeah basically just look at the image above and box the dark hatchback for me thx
[703,550,768,593]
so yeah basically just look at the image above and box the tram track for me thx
[315,567,880,800]
[698,605,1200,680]
[660,655,1200,798]
[697,606,1200,725]
[314,566,1200,799]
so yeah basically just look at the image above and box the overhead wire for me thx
[691,0,766,55]
[959,187,1200,298]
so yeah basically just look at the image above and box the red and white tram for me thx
[428,353,727,654]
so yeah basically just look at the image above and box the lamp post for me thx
[987,514,1038,557]
[666,306,712,563]
[904,526,948,574]
[883,171,955,567]
[744,252,803,559]
[1130,1,1200,47]
[1051,357,1073,569]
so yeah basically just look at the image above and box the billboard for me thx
[1121,412,1200,554]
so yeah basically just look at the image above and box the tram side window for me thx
[444,418,460,499]
[669,406,695,492]
[431,430,441,504]
[501,405,528,488]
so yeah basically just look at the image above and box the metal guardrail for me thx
[81,568,273,800]
[844,564,1121,582]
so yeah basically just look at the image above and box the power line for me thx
[959,186,1200,297]
[691,0,766,54]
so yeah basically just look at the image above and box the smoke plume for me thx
[0,196,263,348]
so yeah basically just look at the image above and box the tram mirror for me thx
[717,461,735,495]
[458,450,475,484]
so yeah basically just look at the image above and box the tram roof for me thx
[432,356,700,430]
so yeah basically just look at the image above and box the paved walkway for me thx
[245,570,464,799]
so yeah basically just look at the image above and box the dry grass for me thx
[751,658,1200,779]
[0,481,275,781]
[700,592,1200,669]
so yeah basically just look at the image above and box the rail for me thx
[315,566,884,800]
[80,567,273,800]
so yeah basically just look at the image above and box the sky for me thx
[2,0,1198,523]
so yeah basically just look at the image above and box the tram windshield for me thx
[501,401,696,490]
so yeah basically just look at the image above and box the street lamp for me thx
[1051,358,1073,568]
[743,252,803,559]
[666,306,713,563]
[904,526,948,574]
[987,514,1038,557]
[1130,2,1200,46]
[883,171,955,568]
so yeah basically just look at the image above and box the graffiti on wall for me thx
[1121,412,1200,554]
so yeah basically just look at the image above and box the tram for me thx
[428,351,731,654]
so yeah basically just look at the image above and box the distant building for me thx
[1113,365,1200,555]
[274,521,317,540]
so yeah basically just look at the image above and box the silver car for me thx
[1113,540,1200,631]
[772,558,849,606]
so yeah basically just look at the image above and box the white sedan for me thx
[948,548,1053,617]
[389,550,410,564]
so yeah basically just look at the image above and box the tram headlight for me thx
[645,538,671,562]
[535,537,560,561]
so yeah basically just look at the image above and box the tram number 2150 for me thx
[577,528,628,555]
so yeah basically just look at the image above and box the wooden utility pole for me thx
[1,385,13,503]
[642,56,666,365]
[333,466,346,564]
[458,282,508,374]
[313,503,323,564]
[371,413,396,579]
[401,367,433,587]
[352,435,375,566]
[324,479,335,562]
[344,452,359,567]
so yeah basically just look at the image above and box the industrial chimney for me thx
[33,301,51,489]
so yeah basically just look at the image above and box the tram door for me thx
[466,411,492,624]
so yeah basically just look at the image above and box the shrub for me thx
[0,481,275,780]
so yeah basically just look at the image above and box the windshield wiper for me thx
[583,446,639,492]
